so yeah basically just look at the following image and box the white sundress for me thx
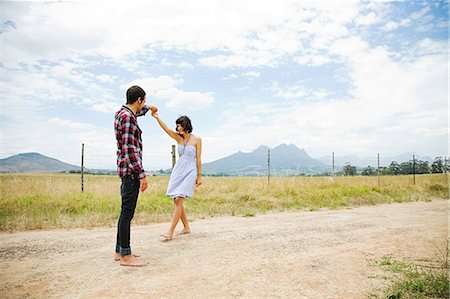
[166,144,197,199]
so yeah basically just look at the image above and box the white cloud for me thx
[2,107,115,168]
[381,13,414,32]
[313,90,329,99]
[47,117,95,129]
[382,21,399,31]
[242,71,261,79]
[91,103,120,113]
[1,0,447,168]
[125,76,214,109]
[355,12,379,25]
[166,91,214,109]
[223,73,239,80]
[2,0,362,70]
[409,6,432,21]
[203,35,447,161]
[415,38,447,56]
[199,52,278,68]
[2,61,118,115]
[68,129,117,169]
[3,71,77,104]
[271,82,309,101]
[125,76,181,92]
[158,58,194,68]
[400,18,412,27]
[269,82,331,103]
[97,74,115,83]
[295,54,331,66]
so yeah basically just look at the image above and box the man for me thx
[114,85,157,267]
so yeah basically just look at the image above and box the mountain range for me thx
[203,144,328,176]
[1,145,435,175]
[0,152,79,173]
[202,144,434,176]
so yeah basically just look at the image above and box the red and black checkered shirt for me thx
[114,105,150,179]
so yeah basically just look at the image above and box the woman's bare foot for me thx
[119,254,148,267]
[176,229,191,236]
[160,233,173,241]
[114,252,141,261]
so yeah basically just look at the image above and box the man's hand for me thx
[140,176,148,192]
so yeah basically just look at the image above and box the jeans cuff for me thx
[115,244,121,253]
[120,247,132,256]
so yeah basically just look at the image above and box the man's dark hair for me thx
[176,115,193,133]
[126,85,146,104]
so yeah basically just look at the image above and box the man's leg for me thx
[117,175,148,266]
[115,221,121,256]
[114,221,141,261]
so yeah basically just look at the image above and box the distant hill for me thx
[202,144,436,176]
[203,144,329,176]
[0,153,79,173]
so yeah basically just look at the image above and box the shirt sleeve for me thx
[121,114,146,179]
[136,105,150,117]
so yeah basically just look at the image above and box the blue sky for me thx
[1,0,448,170]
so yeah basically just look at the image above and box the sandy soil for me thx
[0,200,448,299]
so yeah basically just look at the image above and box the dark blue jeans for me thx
[116,174,140,256]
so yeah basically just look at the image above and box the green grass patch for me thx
[370,241,450,299]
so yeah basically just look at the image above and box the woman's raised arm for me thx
[151,111,181,142]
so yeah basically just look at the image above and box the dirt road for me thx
[0,200,448,298]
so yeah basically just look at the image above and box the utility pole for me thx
[412,154,416,185]
[81,143,84,193]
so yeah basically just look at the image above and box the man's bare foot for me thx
[119,254,148,267]
[160,233,173,241]
[114,252,141,261]
[176,229,191,236]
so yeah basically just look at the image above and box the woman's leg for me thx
[165,196,184,237]
[178,205,191,234]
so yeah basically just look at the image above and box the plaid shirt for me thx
[114,105,150,179]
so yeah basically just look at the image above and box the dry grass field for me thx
[0,173,448,231]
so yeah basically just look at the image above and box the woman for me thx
[151,111,202,241]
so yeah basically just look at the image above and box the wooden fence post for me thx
[332,152,335,178]
[81,143,84,193]
[445,156,448,185]
[171,145,176,168]
[377,153,380,187]
[267,149,271,186]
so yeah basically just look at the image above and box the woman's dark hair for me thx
[126,85,146,104]
[175,115,193,133]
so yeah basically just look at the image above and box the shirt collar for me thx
[122,105,136,116]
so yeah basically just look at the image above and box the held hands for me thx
[150,106,159,118]
[149,105,158,114]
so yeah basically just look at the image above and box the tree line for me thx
[342,157,448,176]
